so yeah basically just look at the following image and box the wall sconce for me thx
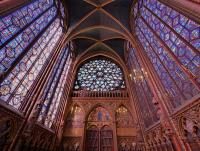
[71,106,82,113]
[116,106,127,113]
[130,68,148,83]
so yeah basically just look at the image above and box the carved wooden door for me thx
[86,126,99,151]
[100,126,113,151]
[85,125,113,151]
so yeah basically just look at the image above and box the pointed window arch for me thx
[65,104,84,128]
[88,106,111,122]
[116,105,135,128]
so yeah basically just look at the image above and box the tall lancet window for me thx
[74,57,126,91]
[0,0,64,110]
[127,44,159,128]
[134,0,200,108]
[37,46,72,128]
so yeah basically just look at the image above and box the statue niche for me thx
[66,105,84,128]
[63,105,84,151]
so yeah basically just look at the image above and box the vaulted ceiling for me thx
[62,0,134,60]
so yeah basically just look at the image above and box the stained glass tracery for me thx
[0,0,64,110]
[0,0,54,46]
[0,18,63,109]
[44,56,72,128]
[37,46,71,125]
[0,6,57,73]
[127,45,159,128]
[134,0,200,108]
[74,58,125,91]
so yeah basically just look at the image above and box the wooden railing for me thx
[72,90,129,98]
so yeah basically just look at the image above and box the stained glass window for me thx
[0,0,64,110]
[74,58,125,91]
[0,18,63,109]
[0,0,54,46]
[127,44,159,128]
[37,46,72,128]
[134,0,200,108]
[44,54,72,128]
[60,2,65,19]
[0,6,57,73]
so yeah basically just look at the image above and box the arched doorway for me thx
[85,125,99,151]
[100,126,113,151]
[85,125,113,151]
[85,107,114,151]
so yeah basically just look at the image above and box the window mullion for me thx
[132,52,159,122]
[0,5,55,50]
[8,25,61,109]
[42,48,70,125]
[37,48,67,123]
[138,25,187,102]
[0,15,58,83]
[129,53,156,126]
[144,5,200,56]
[141,16,200,91]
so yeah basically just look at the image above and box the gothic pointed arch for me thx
[116,105,135,128]
[85,106,114,151]
[65,104,85,128]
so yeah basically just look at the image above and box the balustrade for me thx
[72,90,129,99]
